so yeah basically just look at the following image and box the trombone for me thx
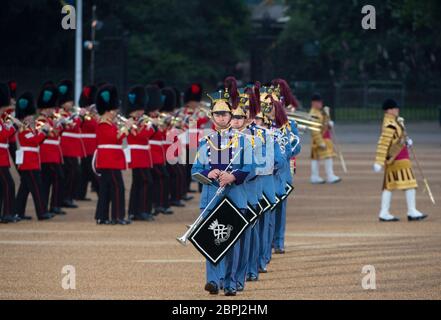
[286,111,322,132]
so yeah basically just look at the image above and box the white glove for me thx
[319,143,326,150]
[373,163,383,173]
[406,137,413,147]
[328,120,334,128]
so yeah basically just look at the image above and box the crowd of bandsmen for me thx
[190,77,301,296]
[0,79,210,224]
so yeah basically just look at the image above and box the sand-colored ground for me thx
[1,122,440,299]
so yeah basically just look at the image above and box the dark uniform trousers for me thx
[15,170,47,218]
[41,163,64,211]
[151,164,170,209]
[77,155,99,199]
[128,168,153,217]
[178,164,187,199]
[0,167,15,218]
[95,169,125,221]
[8,143,17,168]
[166,163,180,202]
[63,156,80,202]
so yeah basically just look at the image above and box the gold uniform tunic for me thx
[375,113,417,191]
[309,108,335,160]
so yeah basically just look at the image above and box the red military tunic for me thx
[16,127,47,171]
[0,120,16,167]
[60,112,86,158]
[127,124,155,169]
[81,116,98,156]
[149,127,167,165]
[1,108,17,145]
[95,121,127,170]
[39,117,63,164]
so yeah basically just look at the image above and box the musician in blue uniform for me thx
[191,81,252,296]
[230,90,259,292]
[270,81,302,254]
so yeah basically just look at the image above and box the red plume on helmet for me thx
[246,86,260,119]
[272,79,299,109]
[269,95,288,127]
[224,76,239,109]
[254,81,261,110]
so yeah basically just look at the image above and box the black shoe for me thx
[204,282,219,295]
[96,219,110,225]
[62,200,78,208]
[236,284,244,292]
[116,219,131,225]
[274,248,285,254]
[170,200,185,207]
[379,217,400,222]
[224,288,237,296]
[0,217,7,224]
[153,207,164,215]
[51,208,66,215]
[182,195,194,201]
[246,274,258,282]
[76,197,92,202]
[408,215,428,222]
[1,215,18,223]
[258,267,267,274]
[162,207,174,215]
[141,213,155,221]
[18,215,32,221]
[38,213,54,221]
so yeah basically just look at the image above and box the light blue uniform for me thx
[191,127,252,292]
[274,120,301,251]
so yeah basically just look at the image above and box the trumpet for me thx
[116,114,138,131]
[286,111,322,132]
[4,113,24,127]
[137,114,157,127]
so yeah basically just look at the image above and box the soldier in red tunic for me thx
[77,85,100,201]
[94,84,131,225]
[126,85,155,221]
[146,85,173,215]
[37,82,66,216]
[180,83,210,194]
[6,80,18,165]
[0,83,18,223]
[57,80,86,208]
[14,92,54,221]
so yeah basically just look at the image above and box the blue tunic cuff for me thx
[232,170,248,185]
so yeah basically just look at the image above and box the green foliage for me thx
[271,0,441,88]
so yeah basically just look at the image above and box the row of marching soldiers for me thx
[189,77,301,296]
[0,79,208,224]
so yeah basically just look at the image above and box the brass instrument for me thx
[4,113,24,128]
[116,114,138,131]
[286,110,322,132]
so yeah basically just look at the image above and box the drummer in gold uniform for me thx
[373,99,427,222]
[309,93,341,184]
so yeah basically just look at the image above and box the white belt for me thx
[81,133,96,139]
[128,144,151,150]
[97,144,123,150]
[0,143,8,149]
[43,140,61,146]
[62,132,82,138]
[20,147,39,152]
[149,140,166,146]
